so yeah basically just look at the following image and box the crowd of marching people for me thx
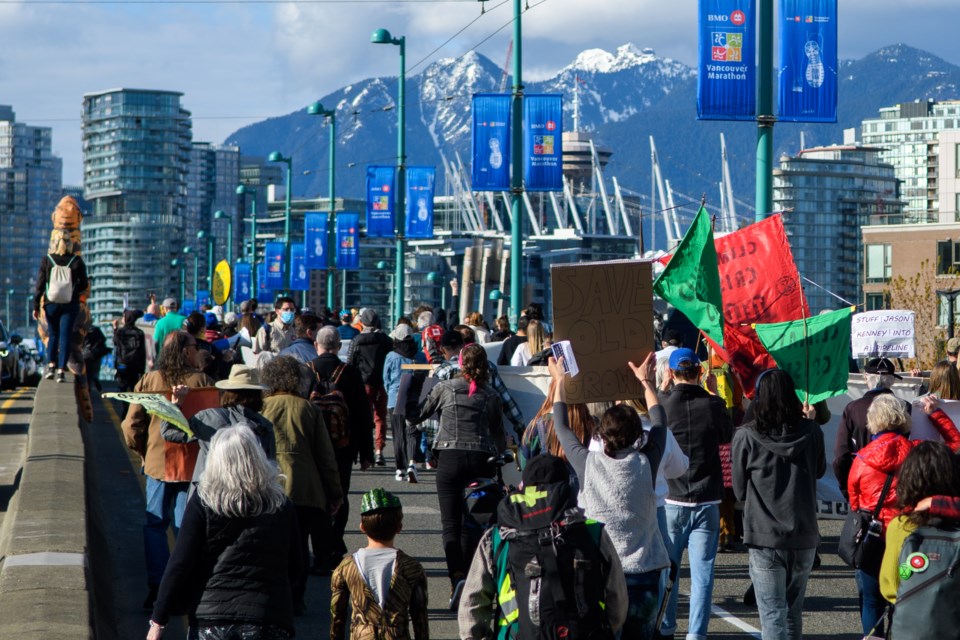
[79,294,960,640]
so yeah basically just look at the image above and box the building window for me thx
[957,143,960,178]
[937,240,960,275]
[865,244,892,283]
[865,292,888,311]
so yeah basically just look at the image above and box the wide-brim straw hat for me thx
[215,364,269,391]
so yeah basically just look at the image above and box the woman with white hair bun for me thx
[846,393,960,637]
[146,425,300,640]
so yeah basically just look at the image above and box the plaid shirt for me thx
[434,358,525,435]
[930,495,960,520]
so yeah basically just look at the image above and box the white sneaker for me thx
[395,469,405,481]
[406,464,419,483]
[44,365,55,380]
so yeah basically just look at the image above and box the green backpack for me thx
[890,522,960,640]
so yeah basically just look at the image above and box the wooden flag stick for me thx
[799,274,810,405]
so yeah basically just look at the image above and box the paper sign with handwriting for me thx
[551,260,653,403]
[851,310,915,358]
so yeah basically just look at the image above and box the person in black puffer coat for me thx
[148,425,300,640]
[346,308,394,466]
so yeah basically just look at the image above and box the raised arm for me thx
[629,353,666,479]
[547,356,589,480]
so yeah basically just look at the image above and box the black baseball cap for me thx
[864,357,902,380]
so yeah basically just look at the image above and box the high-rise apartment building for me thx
[186,142,240,293]
[82,89,192,325]
[861,100,960,223]
[773,144,902,313]
[0,105,63,327]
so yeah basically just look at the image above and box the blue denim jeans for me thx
[748,547,816,640]
[855,568,887,637]
[144,476,189,586]
[660,503,720,640]
[620,570,662,640]
[44,301,79,370]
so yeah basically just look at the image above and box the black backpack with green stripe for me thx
[890,521,960,640]
[490,482,615,640]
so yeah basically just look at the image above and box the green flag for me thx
[754,307,853,404]
[653,205,724,346]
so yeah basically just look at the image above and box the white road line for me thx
[711,602,762,638]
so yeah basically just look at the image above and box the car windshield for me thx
[0,320,7,343]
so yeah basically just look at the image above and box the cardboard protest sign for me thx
[551,260,654,403]
[851,310,915,358]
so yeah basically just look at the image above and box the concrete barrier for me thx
[0,379,91,640]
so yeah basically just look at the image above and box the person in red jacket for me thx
[847,393,960,637]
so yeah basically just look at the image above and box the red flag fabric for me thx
[705,214,809,394]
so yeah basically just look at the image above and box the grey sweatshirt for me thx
[732,418,826,550]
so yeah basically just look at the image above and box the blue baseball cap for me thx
[669,347,701,371]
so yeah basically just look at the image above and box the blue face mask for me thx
[280,311,295,324]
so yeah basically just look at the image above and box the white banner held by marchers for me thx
[851,310,915,358]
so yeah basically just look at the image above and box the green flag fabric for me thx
[753,307,853,405]
[653,205,724,347]
[103,391,194,438]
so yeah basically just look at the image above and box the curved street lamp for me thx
[307,100,338,311]
[214,209,233,267]
[371,27,407,323]
[236,184,258,275]
[268,151,293,293]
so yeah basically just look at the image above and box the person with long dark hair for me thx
[146,426,299,640]
[732,369,825,640]
[114,309,147,393]
[408,343,506,610]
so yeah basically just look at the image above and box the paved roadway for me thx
[1,385,866,639]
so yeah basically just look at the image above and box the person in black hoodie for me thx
[311,325,375,571]
[347,308,394,466]
[733,369,825,640]
[658,347,733,640]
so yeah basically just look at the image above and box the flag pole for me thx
[799,273,809,405]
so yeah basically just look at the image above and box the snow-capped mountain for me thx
[225,43,960,215]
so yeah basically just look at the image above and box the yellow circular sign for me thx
[212,260,232,305]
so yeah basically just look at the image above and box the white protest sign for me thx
[851,310,915,358]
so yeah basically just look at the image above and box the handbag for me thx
[838,472,894,577]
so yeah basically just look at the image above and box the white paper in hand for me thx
[551,340,579,378]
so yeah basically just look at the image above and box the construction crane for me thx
[499,38,513,94]
[719,133,739,233]
[650,136,682,249]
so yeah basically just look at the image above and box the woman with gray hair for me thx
[146,425,299,640]
[847,393,960,637]
[260,355,343,615]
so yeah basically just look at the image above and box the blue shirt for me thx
[337,324,360,341]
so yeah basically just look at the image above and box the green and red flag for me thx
[653,205,724,347]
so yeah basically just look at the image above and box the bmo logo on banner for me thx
[709,10,746,24]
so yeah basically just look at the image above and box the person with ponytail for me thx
[409,342,506,610]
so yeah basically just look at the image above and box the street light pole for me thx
[215,210,233,268]
[269,151,294,294]
[171,259,185,304]
[509,0,524,328]
[755,0,775,222]
[307,101,338,312]
[5,289,12,330]
[236,184,258,279]
[372,28,406,324]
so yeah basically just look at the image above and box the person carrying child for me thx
[330,488,429,640]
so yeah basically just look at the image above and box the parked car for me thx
[17,337,41,386]
[0,319,22,390]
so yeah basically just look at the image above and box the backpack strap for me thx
[491,529,518,634]
[332,363,346,384]
[873,473,895,520]
[47,254,57,267]
[65,255,76,268]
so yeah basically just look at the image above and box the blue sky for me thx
[0,0,956,185]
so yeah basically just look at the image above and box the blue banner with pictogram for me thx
[304,212,327,269]
[264,242,285,290]
[366,166,396,238]
[336,212,360,270]
[698,0,756,120]
[234,261,252,303]
[256,263,273,304]
[405,166,436,239]
[777,0,837,122]
[196,290,210,308]
[289,244,308,291]
[471,94,511,191]
[523,94,563,191]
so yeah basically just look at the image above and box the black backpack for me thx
[114,326,144,371]
[890,521,960,640]
[491,483,614,640]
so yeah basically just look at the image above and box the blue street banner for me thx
[336,212,360,270]
[366,166,396,238]
[183,300,196,316]
[256,263,273,304]
[777,0,838,122]
[471,94,511,191]
[196,290,210,308]
[698,0,756,120]
[523,94,563,191]
[289,244,308,291]
[234,262,252,304]
[264,241,285,290]
[304,212,327,269]
[406,166,436,239]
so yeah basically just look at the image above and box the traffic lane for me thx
[0,388,34,529]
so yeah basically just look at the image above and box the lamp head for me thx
[489,289,503,301]
[370,28,393,44]
[214,210,226,220]
[307,101,327,116]
[236,184,249,195]
[376,260,388,270]
[268,151,285,163]
[427,271,438,282]
[197,230,206,240]
[183,246,191,255]
[171,258,179,267]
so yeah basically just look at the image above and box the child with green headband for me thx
[330,488,429,640]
